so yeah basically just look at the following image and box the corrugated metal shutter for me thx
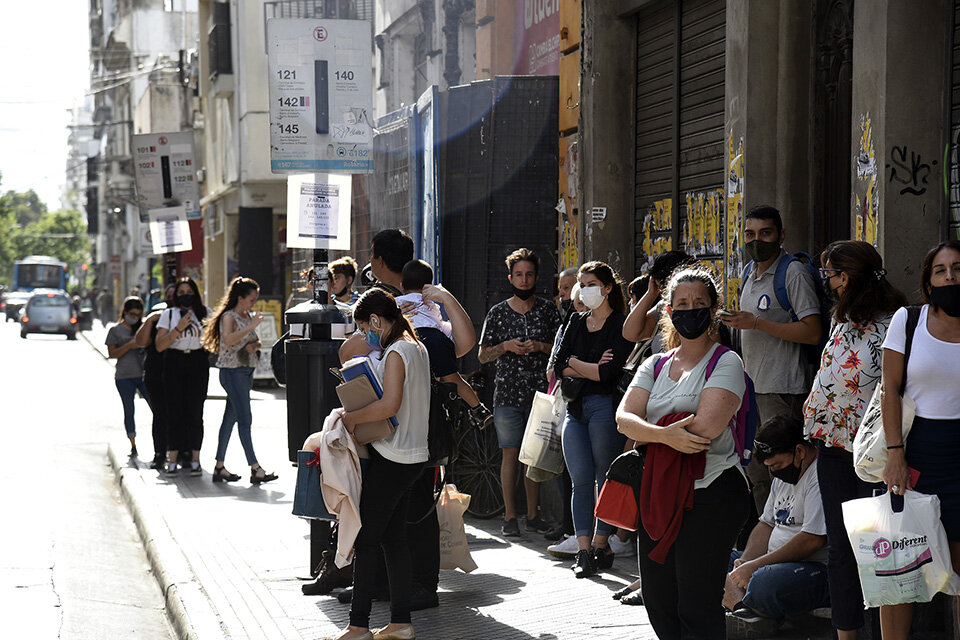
[635,0,726,275]
[948,0,960,240]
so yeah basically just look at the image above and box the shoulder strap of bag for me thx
[704,345,731,381]
[653,348,678,380]
[900,306,922,396]
[773,254,799,322]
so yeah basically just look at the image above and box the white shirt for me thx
[396,292,453,339]
[760,461,828,564]
[157,307,208,351]
[370,339,431,464]
[882,305,960,420]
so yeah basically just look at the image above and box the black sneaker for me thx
[594,545,615,571]
[501,518,521,537]
[148,455,164,470]
[572,549,596,579]
[189,462,202,477]
[525,516,550,533]
[164,462,178,476]
[543,526,566,541]
[409,587,440,611]
[725,608,783,639]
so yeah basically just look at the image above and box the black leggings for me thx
[350,447,426,628]
[406,467,440,592]
[162,350,209,453]
[144,374,166,457]
[640,466,750,640]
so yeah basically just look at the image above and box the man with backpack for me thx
[721,205,823,512]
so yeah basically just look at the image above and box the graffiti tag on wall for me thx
[887,145,937,197]
[725,133,745,309]
[855,113,879,247]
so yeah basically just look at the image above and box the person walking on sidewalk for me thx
[327,288,430,640]
[616,266,750,639]
[136,285,175,469]
[155,277,210,477]
[801,240,905,639]
[106,296,149,458]
[202,276,277,485]
[552,261,634,576]
[479,248,561,537]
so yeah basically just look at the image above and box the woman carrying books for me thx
[328,288,431,640]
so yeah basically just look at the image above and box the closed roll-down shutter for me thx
[635,0,726,276]
[948,0,960,240]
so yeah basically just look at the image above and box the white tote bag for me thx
[852,386,915,483]
[437,484,478,573]
[519,390,566,475]
[843,490,960,607]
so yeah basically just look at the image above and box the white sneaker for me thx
[608,534,636,557]
[547,535,580,558]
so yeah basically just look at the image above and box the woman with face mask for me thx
[106,296,149,458]
[616,267,750,639]
[201,277,277,484]
[877,240,960,639]
[551,261,635,577]
[800,240,906,639]
[155,277,211,477]
[136,284,177,469]
[327,288,430,640]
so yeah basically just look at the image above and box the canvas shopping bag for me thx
[437,484,478,573]
[518,390,566,476]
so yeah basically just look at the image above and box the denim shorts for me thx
[493,406,530,449]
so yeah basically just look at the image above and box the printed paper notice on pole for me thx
[298,183,339,239]
[266,19,373,173]
[148,206,192,255]
[286,173,351,249]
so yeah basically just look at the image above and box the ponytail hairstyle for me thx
[659,266,722,349]
[118,296,144,331]
[353,288,417,350]
[577,260,627,315]
[820,240,907,325]
[202,276,259,354]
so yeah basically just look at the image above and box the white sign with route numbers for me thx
[132,132,200,221]
[266,18,373,173]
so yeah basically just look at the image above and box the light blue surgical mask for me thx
[364,329,381,351]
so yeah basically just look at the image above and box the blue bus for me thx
[13,256,68,292]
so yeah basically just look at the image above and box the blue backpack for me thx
[741,251,833,365]
[653,346,760,467]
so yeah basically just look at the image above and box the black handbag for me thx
[617,338,654,395]
[560,376,587,403]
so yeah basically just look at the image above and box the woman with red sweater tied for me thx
[616,266,750,639]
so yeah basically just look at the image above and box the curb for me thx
[79,328,109,360]
[107,445,226,640]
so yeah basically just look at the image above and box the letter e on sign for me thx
[314,26,328,42]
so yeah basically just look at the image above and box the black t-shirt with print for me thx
[480,296,560,409]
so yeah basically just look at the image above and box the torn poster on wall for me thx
[639,198,673,274]
[855,113,879,247]
[682,189,725,258]
[725,133,745,309]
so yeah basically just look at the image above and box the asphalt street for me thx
[0,319,173,639]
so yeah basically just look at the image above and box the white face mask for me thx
[580,286,605,310]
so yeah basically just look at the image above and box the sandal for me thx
[212,466,241,483]
[251,466,278,484]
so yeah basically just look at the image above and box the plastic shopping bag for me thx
[842,490,960,607]
[518,391,566,476]
[437,484,478,573]
[853,385,915,483]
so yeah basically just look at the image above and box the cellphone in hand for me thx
[717,309,734,317]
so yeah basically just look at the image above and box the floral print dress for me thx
[803,314,893,451]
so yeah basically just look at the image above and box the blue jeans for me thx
[116,377,149,438]
[561,394,626,538]
[729,550,830,618]
[493,406,530,449]
[216,367,258,465]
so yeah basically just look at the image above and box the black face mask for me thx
[512,285,535,301]
[770,452,802,485]
[929,284,960,317]
[744,239,781,263]
[670,307,713,340]
[176,293,195,308]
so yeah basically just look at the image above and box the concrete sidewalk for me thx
[89,327,831,640]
